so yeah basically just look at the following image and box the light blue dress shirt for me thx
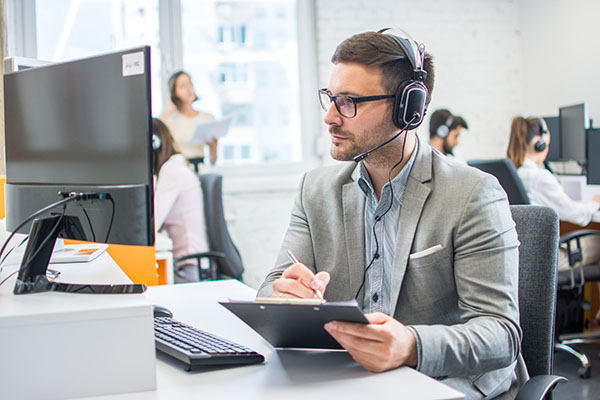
[356,142,418,315]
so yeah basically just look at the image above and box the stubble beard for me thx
[329,119,401,166]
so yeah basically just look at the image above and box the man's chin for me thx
[330,148,357,162]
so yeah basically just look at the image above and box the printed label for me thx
[122,51,144,76]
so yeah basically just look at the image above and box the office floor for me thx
[552,341,600,399]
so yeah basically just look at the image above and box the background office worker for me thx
[153,118,210,283]
[428,108,468,156]
[161,71,218,169]
[258,29,526,398]
[507,116,600,322]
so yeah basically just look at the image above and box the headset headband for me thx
[377,27,426,80]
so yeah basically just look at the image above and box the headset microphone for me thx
[352,113,418,163]
[353,129,405,163]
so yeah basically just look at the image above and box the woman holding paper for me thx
[152,118,210,283]
[161,71,218,169]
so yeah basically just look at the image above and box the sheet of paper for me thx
[190,115,234,144]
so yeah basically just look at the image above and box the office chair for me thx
[469,158,600,378]
[510,205,567,400]
[175,173,245,281]
[554,229,600,378]
[468,158,530,205]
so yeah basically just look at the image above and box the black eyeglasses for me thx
[318,89,394,118]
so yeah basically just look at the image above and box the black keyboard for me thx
[154,317,264,370]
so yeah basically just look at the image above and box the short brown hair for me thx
[152,118,179,175]
[331,31,435,105]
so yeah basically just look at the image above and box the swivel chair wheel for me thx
[578,366,591,379]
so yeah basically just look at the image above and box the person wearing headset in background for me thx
[428,108,469,157]
[507,116,600,324]
[152,118,210,283]
[160,71,218,171]
[257,29,526,399]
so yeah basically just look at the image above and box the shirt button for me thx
[372,293,379,303]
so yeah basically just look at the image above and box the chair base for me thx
[555,343,592,378]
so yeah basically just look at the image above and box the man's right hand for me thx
[272,263,330,299]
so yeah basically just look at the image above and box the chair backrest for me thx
[198,173,244,281]
[468,158,531,205]
[510,205,559,376]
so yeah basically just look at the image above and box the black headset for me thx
[436,115,454,139]
[378,28,429,130]
[533,117,548,153]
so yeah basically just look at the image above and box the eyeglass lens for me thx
[319,90,355,118]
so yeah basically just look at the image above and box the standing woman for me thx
[161,71,218,169]
[507,116,600,323]
[153,118,210,283]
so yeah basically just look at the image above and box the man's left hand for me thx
[324,312,418,373]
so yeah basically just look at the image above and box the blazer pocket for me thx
[408,245,450,268]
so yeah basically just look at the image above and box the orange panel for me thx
[0,175,6,219]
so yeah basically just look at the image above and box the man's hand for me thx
[272,263,330,299]
[324,312,418,373]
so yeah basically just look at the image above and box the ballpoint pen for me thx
[287,249,324,300]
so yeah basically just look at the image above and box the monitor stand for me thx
[13,215,147,295]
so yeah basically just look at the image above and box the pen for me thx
[287,250,324,300]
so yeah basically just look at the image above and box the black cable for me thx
[104,196,115,243]
[0,235,28,268]
[354,115,417,300]
[82,208,97,242]
[0,208,66,289]
[0,196,78,267]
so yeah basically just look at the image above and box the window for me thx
[180,0,301,164]
[9,0,315,170]
[34,0,163,115]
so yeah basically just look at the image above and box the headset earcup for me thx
[437,124,449,138]
[534,140,547,153]
[393,80,427,130]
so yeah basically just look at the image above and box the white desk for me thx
[91,280,464,400]
[0,254,156,400]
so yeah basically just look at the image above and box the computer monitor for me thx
[559,103,589,163]
[3,46,154,294]
[587,129,600,185]
[3,56,51,72]
[542,116,560,162]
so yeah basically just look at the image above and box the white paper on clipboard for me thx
[190,115,234,144]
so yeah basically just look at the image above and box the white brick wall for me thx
[232,0,600,288]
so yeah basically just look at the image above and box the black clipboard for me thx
[219,298,368,349]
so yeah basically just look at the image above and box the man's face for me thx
[443,126,463,154]
[323,62,397,162]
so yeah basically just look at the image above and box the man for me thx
[428,108,469,156]
[257,30,527,399]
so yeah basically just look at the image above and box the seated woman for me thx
[152,118,210,283]
[507,115,600,323]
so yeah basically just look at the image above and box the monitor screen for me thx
[542,116,560,162]
[587,129,600,185]
[4,47,154,247]
[559,103,589,163]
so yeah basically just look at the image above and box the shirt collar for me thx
[356,139,419,200]
[522,157,542,168]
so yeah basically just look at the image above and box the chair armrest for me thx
[515,375,567,400]
[175,251,226,281]
[174,251,226,265]
[560,229,600,244]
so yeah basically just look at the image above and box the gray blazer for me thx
[258,139,528,399]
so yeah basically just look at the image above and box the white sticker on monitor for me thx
[122,52,144,76]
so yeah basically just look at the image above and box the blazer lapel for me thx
[342,173,366,307]
[389,139,432,311]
